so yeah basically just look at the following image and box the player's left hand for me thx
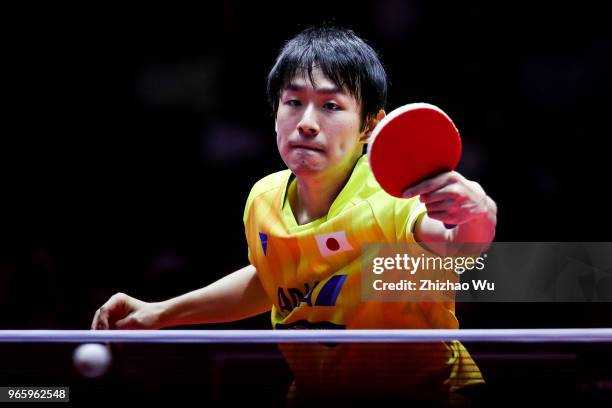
[402,171,491,226]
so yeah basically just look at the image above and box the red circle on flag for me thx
[326,237,340,251]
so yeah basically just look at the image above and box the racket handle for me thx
[444,223,457,229]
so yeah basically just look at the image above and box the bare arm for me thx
[91,264,271,330]
[159,264,271,327]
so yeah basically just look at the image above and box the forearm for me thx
[157,264,271,328]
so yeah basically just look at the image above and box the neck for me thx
[290,155,361,225]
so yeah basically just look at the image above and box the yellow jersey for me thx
[243,154,483,401]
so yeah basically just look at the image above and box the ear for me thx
[359,109,386,144]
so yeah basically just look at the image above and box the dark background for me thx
[1,1,611,329]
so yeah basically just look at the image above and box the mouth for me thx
[289,142,326,153]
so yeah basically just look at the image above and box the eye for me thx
[323,102,341,111]
[285,99,301,107]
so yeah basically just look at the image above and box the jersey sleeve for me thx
[390,195,427,243]
[242,170,291,266]
[243,183,258,266]
[368,193,427,243]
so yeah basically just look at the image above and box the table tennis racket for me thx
[367,103,462,229]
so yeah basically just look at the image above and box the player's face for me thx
[275,68,366,178]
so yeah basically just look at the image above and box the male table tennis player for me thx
[92,27,497,404]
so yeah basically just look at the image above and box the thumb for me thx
[114,315,137,329]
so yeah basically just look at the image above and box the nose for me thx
[297,105,319,137]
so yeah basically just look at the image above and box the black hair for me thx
[267,26,388,131]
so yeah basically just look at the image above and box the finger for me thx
[419,184,462,204]
[97,305,111,330]
[427,210,456,224]
[425,199,455,213]
[91,309,101,330]
[98,294,128,330]
[115,315,135,330]
[402,171,455,199]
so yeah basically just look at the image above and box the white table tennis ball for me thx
[72,343,112,378]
